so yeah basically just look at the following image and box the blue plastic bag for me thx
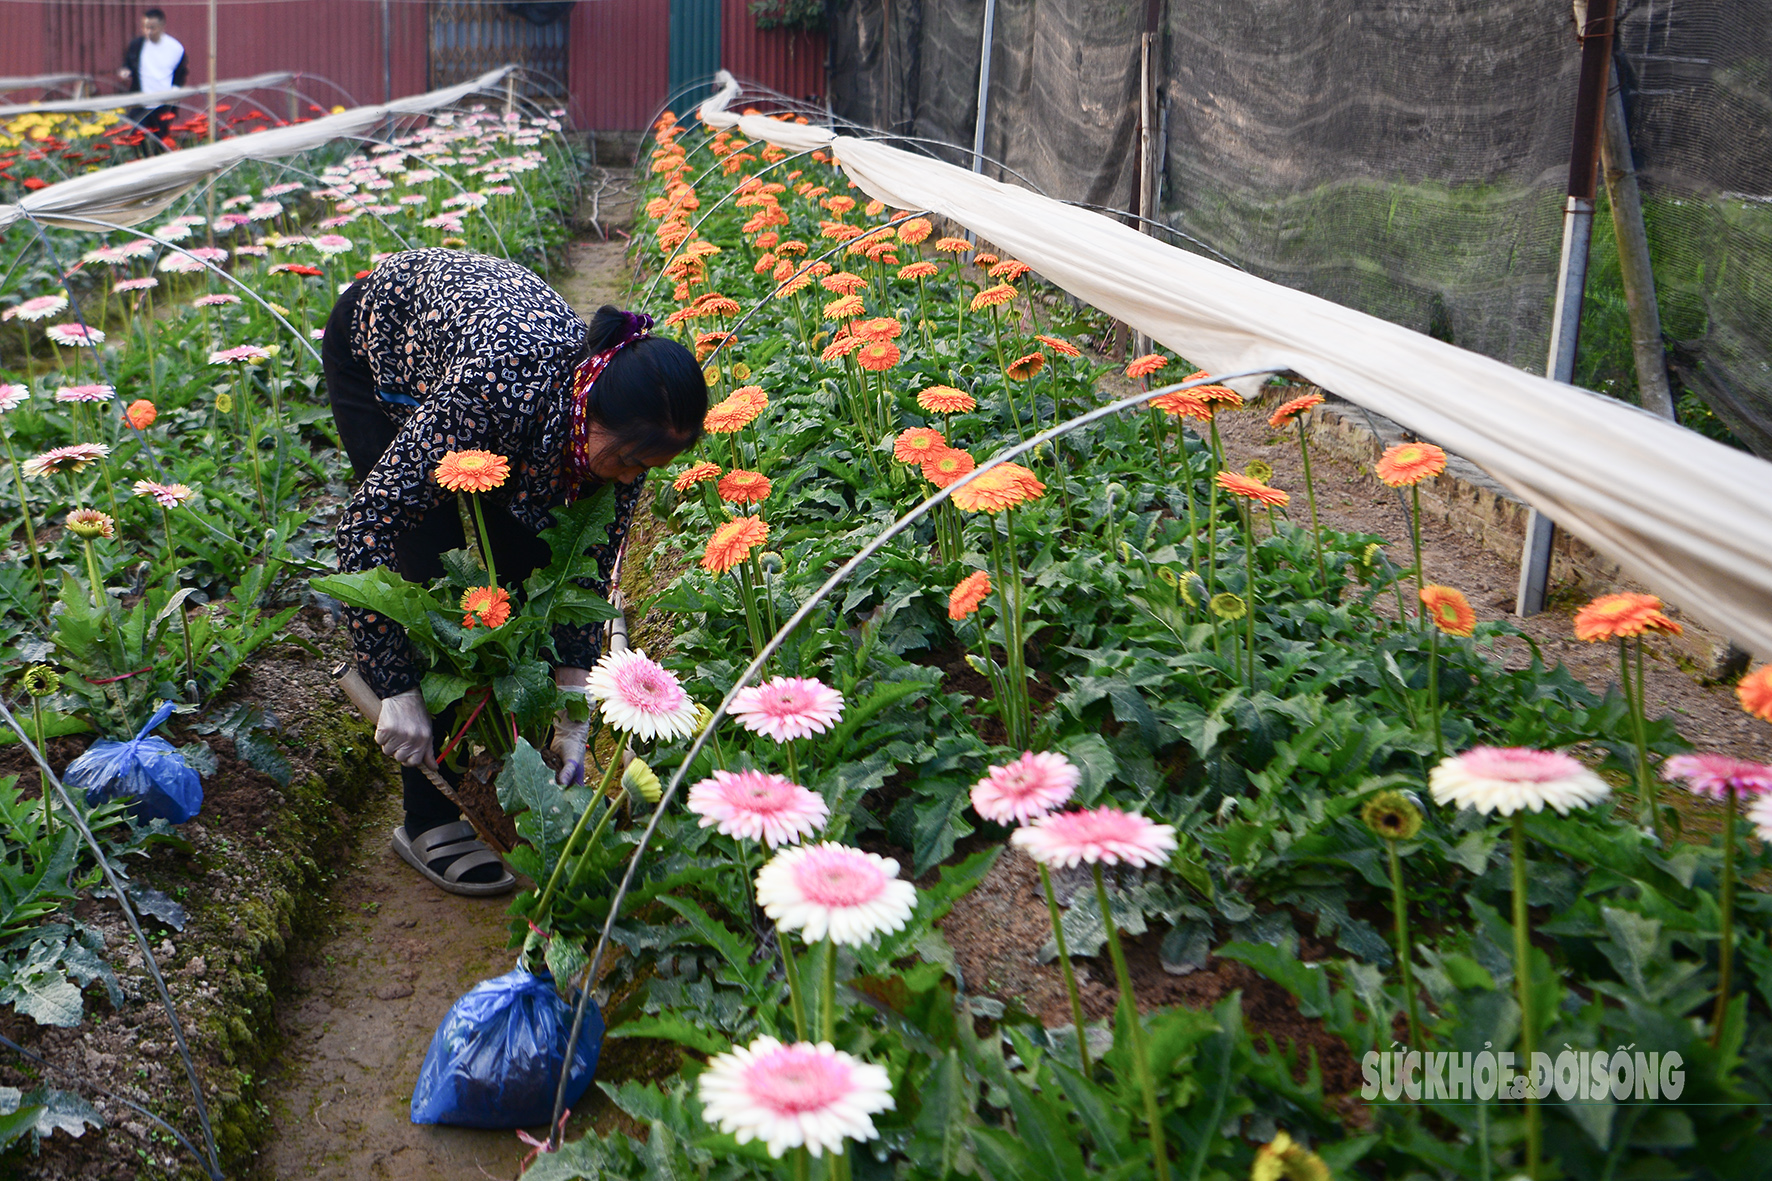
[64,702,203,825]
[410,967,604,1128]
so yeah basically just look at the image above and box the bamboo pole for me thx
[1600,60,1675,421]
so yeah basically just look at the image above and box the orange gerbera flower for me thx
[1150,391,1212,421]
[970,283,1018,311]
[705,386,769,433]
[853,317,902,341]
[898,261,939,280]
[1005,352,1046,381]
[1420,585,1476,637]
[948,570,992,620]
[754,232,780,249]
[934,237,973,253]
[776,239,809,256]
[951,462,1045,513]
[823,294,865,319]
[989,259,1031,281]
[864,199,886,216]
[694,330,734,361]
[917,385,975,414]
[695,293,741,318]
[893,427,947,463]
[1739,665,1772,722]
[897,217,933,245]
[1216,470,1290,507]
[1572,592,1683,641]
[821,223,864,242]
[821,331,862,362]
[435,449,510,493]
[922,447,976,488]
[460,585,512,629]
[1179,371,1243,406]
[752,252,778,275]
[856,341,901,372]
[775,269,814,298]
[717,468,772,504]
[972,253,1000,268]
[821,270,867,295]
[1375,441,1447,487]
[1268,392,1326,428]
[672,460,721,491]
[701,515,769,574]
[1035,333,1081,357]
[124,399,157,430]
[822,195,856,215]
[1126,354,1168,379]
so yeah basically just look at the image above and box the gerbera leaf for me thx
[525,487,619,620]
[605,1011,732,1057]
[493,660,556,737]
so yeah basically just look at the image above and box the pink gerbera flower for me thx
[1660,754,1772,800]
[697,1036,894,1159]
[687,769,829,847]
[3,294,69,322]
[1011,806,1178,868]
[193,293,241,306]
[157,254,206,274]
[0,384,31,413]
[586,647,699,741]
[311,234,354,256]
[44,324,105,347]
[208,344,272,364]
[755,842,917,946]
[188,247,229,263]
[1428,746,1610,816]
[729,676,846,743]
[132,479,196,508]
[970,751,1080,825]
[112,277,159,294]
[54,384,115,403]
[22,442,110,477]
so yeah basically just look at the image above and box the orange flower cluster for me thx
[917,385,975,414]
[672,460,720,491]
[951,462,1045,513]
[1375,442,1447,487]
[1572,593,1682,642]
[1126,354,1168,379]
[435,449,510,493]
[1216,470,1289,507]
[705,386,769,433]
[694,330,734,361]
[893,427,947,463]
[1420,585,1476,637]
[702,515,769,574]
[990,260,1032,282]
[949,571,992,620]
[717,468,772,504]
[1180,371,1243,406]
[461,585,512,629]
[1268,391,1325,428]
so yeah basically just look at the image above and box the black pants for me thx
[324,286,551,834]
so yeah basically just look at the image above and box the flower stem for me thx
[160,505,196,692]
[1427,625,1443,757]
[0,431,49,616]
[1240,503,1258,690]
[530,750,622,933]
[1409,484,1425,625]
[1512,814,1540,1181]
[1094,864,1169,1181]
[779,928,809,1041]
[820,937,837,1041]
[1386,838,1422,1048]
[469,492,499,589]
[1038,862,1091,1075]
[1295,423,1330,596]
[1712,786,1737,1048]
[31,697,52,835]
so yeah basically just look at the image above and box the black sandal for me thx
[391,821,516,897]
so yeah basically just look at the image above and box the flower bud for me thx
[622,758,662,805]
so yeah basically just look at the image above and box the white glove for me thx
[551,685,592,786]
[375,688,435,768]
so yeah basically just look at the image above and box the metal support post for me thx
[971,0,997,173]
[1516,0,1617,616]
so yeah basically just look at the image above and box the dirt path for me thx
[260,235,634,1180]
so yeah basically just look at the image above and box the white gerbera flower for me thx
[697,1037,893,1159]
[585,647,698,742]
[1428,746,1612,816]
[755,842,916,946]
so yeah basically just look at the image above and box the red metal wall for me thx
[720,0,823,109]
[1,1,823,132]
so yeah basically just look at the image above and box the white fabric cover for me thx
[0,67,511,233]
[699,72,1772,656]
[0,74,93,95]
[0,72,296,119]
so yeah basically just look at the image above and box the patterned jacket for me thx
[335,249,643,699]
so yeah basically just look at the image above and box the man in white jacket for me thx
[117,8,187,144]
